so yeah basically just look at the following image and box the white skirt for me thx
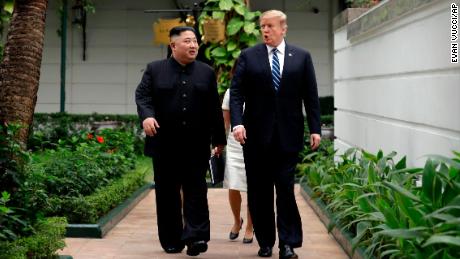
[223,134,247,192]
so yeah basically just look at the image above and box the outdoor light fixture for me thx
[72,0,87,60]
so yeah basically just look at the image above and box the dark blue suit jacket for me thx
[230,43,321,153]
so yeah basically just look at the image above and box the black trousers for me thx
[152,151,210,249]
[243,133,302,249]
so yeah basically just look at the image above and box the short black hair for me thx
[169,26,196,38]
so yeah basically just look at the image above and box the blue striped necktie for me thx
[271,48,281,91]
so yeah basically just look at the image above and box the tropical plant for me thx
[198,0,261,94]
[299,148,460,258]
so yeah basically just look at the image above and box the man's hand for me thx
[212,144,225,157]
[310,133,321,150]
[143,117,160,136]
[232,126,246,145]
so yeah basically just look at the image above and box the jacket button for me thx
[183,107,187,111]
[182,93,187,98]
[182,121,186,125]
[182,81,186,85]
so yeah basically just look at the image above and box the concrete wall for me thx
[334,0,460,166]
[35,0,335,114]
[37,0,176,114]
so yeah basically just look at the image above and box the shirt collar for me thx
[266,39,286,55]
[169,57,195,74]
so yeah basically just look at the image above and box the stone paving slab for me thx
[59,185,348,259]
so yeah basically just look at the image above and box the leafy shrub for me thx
[299,148,460,258]
[0,192,29,242]
[0,217,67,259]
[29,128,136,198]
[0,124,35,243]
[28,113,144,154]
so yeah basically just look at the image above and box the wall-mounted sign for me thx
[153,18,186,45]
[202,19,226,44]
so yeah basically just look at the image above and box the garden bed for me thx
[300,182,366,259]
[66,182,152,238]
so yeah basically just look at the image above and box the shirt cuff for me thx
[232,125,244,132]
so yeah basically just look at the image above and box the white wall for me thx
[37,0,175,114]
[35,0,335,114]
[334,0,460,166]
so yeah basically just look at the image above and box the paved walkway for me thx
[59,185,348,259]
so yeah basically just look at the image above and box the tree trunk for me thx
[0,0,48,145]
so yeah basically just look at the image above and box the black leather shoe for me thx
[164,246,183,254]
[279,245,298,259]
[257,246,272,257]
[186,240,208,256]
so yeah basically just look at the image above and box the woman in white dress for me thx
[222,88,254,243]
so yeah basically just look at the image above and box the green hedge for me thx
[46,157,150,224]
[0,217,67,259]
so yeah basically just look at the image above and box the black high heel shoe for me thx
[242,230,254,244]
[243,232,254,244]
[229,218,243,240]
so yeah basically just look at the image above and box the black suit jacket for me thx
[135,58,226,157]
[230,43,321,153]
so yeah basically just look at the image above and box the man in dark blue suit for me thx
[230,10,321,259]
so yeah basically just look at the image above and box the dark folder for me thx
[209,154,225,186]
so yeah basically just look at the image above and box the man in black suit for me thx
[135,26,226,257]
[230,10,321,259]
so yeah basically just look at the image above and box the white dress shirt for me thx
[267,39,286,76]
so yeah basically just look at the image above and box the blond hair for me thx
[260,10,288,29]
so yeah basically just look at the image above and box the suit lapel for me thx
[257,44,272,78]
[281,44,293,88]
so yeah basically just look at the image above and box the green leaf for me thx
[422,159,442,206]
[351,221,371,248]
[395,192,424,226]
[368,164,377,185]
[395,156,407,170]
[226,17,244,36]
[204,46,211,60]
[377,227,427,239]
[232,49,241,59]
[211,47,227,58]
[243,21,256,33]
[4,0,14,14]
[219,0,233,11]
[423,235,460,247]
[234,4,246,15]
[376,198,400,228]
[226,41,237,51]
[358,196,372,213]
[427,154,460,169]
[245,10,261,21]
[380,249,400,258]
[383,181,421,202]
[212,11,225,20]
[377,150,383,160]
